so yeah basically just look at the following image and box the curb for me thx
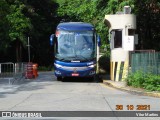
[103,80,160,98]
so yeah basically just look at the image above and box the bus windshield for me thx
[55,31,96,62]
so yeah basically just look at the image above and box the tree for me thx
[57,0,108,50]
[0,0,10,53]
[6,0,32,62]
[21,0,59,66]
[0,0,159,65]
[2,0,59,64]
[135,0,160,50]
[56,0,135,55]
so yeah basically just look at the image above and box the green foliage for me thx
[57,0,97,22]
[126,71,160,91]
[57,0,108,50]
[5,0,32,62]
[56,0,136,53]
[127,70,145,88]
[6,1,32,45]
[23,0,58,66]
[0,0,58,64]
[0,0,10,51]
[143,73,160,91]
[135,0,160,50]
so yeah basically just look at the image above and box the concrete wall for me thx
[104,14,136,31]
[111,48,129,62]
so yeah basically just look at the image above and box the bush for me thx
[38,66,54,71]
[126,70,160,91]
[143,73,160,91]
[127,70,145,88]
[98,54,110,74]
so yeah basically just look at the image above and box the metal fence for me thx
[14,62,26,81]
[0,62,26,84]
[130,51,160,75]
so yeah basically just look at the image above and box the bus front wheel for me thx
[57,76,62,81]
[92,74,102,83]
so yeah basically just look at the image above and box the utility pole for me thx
[27,37,31,62]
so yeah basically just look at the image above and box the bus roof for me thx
[57,22,94,31]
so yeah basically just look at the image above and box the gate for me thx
[130,51,160,75]
[0,62,26,84]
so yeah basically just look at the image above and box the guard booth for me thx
[104,6,138,81]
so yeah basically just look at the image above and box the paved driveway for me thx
[0,72,159,120]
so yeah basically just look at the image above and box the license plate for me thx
[72,73,79,76]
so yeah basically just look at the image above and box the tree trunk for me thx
[16,40,22,62]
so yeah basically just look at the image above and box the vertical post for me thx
[96,45,100,74]
[0,64,1,74]
[14,63,17,73]
[27,37,30,62]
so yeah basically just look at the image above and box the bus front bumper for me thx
[54,67,96,77]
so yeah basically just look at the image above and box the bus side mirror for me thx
[50,34,54,46]
[97,35,101,47]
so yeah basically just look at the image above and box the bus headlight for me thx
[54,63,62,68]
[88,64,96,68]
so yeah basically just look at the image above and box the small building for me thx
[104,6,138,81]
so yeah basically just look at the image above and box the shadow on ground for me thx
[60,74,104,83]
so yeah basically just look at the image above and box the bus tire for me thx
[57,76,62,81]
[93,74,103,83]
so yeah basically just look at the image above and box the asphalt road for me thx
[0,72,160,120]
